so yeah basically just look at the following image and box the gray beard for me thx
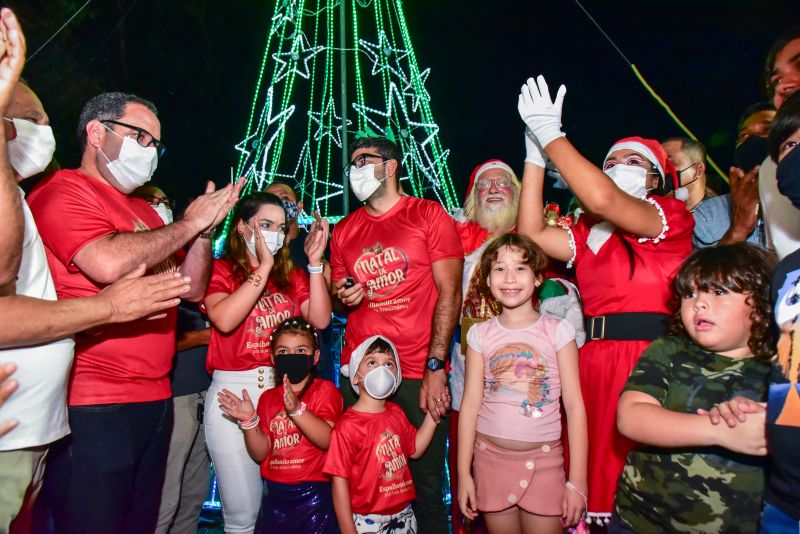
[474,203,518,234]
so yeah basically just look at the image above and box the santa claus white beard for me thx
[474,202,518,234]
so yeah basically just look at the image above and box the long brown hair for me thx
[477,233,549,309]
[225,192,293,288]
[668,243,777,361]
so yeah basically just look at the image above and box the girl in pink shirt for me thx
[458,233,588,534]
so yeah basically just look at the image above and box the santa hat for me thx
[464,159,515,203]
[340,335,402,395]
[605,137,679,193]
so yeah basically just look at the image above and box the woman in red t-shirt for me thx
[517,76,693,525]
[218,317,342,534]
[203,192,331,532]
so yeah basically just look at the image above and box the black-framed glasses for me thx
[346,152,386,170]
[101,119,166,158]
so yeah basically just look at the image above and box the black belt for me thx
[584,313,669,342]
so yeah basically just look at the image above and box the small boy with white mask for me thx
[324,335,442,534]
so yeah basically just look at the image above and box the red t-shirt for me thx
[204,258,310,371]
[323,402,417,515]
[330,196,463,378]
[257,378,343,484]
[27,169,181,406]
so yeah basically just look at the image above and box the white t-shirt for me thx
[0,190,74,451]
[759,156,800,259]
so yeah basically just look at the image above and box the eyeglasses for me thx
[474,177,512,191]
[346,152,386,169]
[101,119,166,158]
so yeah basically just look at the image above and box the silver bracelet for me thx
[307,264,324,274]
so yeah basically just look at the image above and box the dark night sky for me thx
[9,0,800,211]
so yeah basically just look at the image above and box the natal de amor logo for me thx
[353,244,409,300]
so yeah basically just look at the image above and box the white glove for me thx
[524,127,546,167]
[517,75,567,148]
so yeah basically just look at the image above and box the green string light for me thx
[217,0,458,255]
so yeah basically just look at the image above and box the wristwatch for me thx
[426,356,446,371]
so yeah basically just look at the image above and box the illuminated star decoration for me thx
[270,0,298,35]
[235,86,296,189]
[358,31,411,80]
[272,35,325,83]
[403,67,430,112]
[308,97,352,148]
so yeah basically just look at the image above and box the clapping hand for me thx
[0,8,25,113]
[218,388,256,422]
[303,213,329,266]
[282,374,301,414]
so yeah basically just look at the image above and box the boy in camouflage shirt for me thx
[611,245,775,533]
[615,336,769,533]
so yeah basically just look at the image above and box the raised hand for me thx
[251,222,274,274]
[184,178,247,235]
[517,75,567,148]
[0,8,26,113]
[218,388,256,422]
[282,374,301,414]
[727,166,760,242]
[304,214,329,266]
[211,177,247,230]
[98,263,190,323]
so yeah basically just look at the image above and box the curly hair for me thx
[269,316,318,354]
[477,233,549,309]
[668,244,777,361]
[225,192,293,288]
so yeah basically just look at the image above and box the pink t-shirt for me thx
[467,315,575,442]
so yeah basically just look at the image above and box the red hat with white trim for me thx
[464,159,515,203]
[605,136,679,192]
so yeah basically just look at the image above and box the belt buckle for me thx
[590,316,606,340]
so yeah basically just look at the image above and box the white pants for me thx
[205,368,274,534]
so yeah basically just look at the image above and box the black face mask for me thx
[274,353,313,384]
[777,147,800,209]
[734,135,769,172]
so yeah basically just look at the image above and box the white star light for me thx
[402,67,431,112]
[270,0,297,35]
[271,34,324,83]
[358,31,410,80]
[235,86,296,189]
[308,97,352,148]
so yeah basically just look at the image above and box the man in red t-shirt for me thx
[27,91,243,533]
[330,137,463,533]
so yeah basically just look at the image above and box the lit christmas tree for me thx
[231,0,458,224]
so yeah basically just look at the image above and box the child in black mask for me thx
[218,317,343,534]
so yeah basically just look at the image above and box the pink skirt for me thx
[473,437,565,515]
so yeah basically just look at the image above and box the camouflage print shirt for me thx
[615,336,770,533]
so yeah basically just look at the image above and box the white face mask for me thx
[358,365,397,399]
[244,224,285,257]
[5,118,56,179]
[349,161,388,202]
[604,164,648,198]
[100,126,159,194]
[152,203,173,225]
